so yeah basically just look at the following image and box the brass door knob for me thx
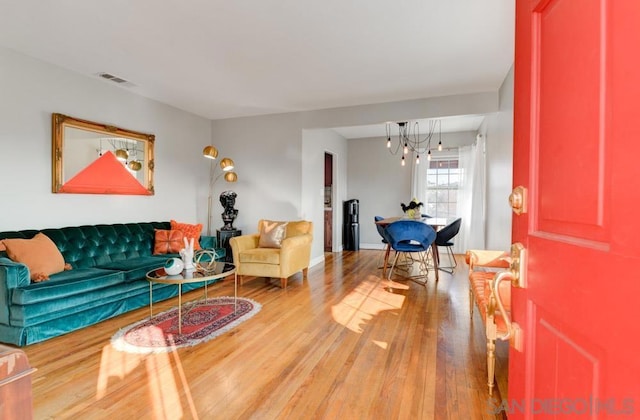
[509,186,527,215]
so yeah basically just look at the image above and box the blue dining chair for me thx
[385,220,437,284]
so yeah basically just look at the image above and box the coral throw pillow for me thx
[170,220,203,250]
[3,233,65,282]
[258,221,288,249]
[153,229,185,254]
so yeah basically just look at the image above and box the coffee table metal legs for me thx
[177,284,183,334]
[147,269,238,335]
[149,282,185,334]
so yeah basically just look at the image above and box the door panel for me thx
[533,306,601,403]
[535,0,607,241]
[511,0,640,418]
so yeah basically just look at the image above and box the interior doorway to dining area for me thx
[346,128,506,255]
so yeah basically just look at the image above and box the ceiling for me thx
[0,1,514,135]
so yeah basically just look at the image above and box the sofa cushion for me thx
[10,277,147,325]
[11,268,124,305]
[258,221,288,249]
[239,248,281,265]
[153,229,185,254]
[95,256,166,282]
[2,233,66,281]
[170,220,202,250]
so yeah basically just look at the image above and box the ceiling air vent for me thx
[96,72,136,87]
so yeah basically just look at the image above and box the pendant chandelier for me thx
[99,138,144,171]
[386,120,442,166]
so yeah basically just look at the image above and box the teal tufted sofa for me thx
[0,222,225,346]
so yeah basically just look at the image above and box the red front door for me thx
[509,0,640,418]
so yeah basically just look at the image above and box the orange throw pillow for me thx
[153,229,185,254]
[3,233,65,282]
[170,220,203,250]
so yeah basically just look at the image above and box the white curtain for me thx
[410,153,427,209]
[456,136,486,253]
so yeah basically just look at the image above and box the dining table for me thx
[375,216,449,282]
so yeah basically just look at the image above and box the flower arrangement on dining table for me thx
[401,198,424,219]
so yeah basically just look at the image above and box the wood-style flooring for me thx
[20,250,508,419]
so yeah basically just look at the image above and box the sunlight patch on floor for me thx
[372,340,389,350]
[331,274,406,335]
[96,335,201,419]
[145,350,185,419]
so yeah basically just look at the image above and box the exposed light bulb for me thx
[438,141,442,151]
[404,143,408,154]
[401,156,405,166]
[416,155,420,165]
[387,137,391,148]
[427,150,432,161]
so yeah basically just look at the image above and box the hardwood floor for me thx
[21,250,508,419]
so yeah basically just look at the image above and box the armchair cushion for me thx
[238,248,281,265]
[258,221,288,249]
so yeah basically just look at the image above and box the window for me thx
[426,158,459,218]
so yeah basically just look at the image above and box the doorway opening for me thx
[324,152,333,252]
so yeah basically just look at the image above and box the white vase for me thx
[164,258,184,275]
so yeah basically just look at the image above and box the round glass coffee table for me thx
[146,261,236,334]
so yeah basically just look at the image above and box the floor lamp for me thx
[203,145,238,236]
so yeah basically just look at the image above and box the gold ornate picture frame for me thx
[52,113,155,195]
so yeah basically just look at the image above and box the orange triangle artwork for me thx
[59,151,150,195]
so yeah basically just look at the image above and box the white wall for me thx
[484,65,514,251]
[211,93,500,263]
[0,47,211,231]
[302,129,348,262]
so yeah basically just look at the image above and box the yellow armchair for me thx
[229,219,313,288]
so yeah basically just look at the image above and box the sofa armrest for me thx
[487,271,513,341]
[466,249,510,270]
[199,235,217,250]
[199,235,226,261]
[0,258,31,326]
[0,258,30,290]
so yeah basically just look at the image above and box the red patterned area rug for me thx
[111,296,261,354]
